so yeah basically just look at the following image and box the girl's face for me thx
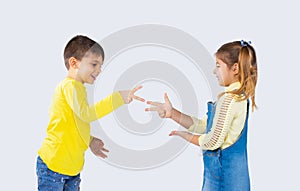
[213,57,238,87]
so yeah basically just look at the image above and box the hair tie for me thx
[241,40,251,47]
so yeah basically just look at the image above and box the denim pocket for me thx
[203,153,222,180]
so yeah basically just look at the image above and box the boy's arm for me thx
[64,85,124,123]
[92,92,125,120]
[89,90,144,121]
[90,85,144,121]
[64,82,143,123]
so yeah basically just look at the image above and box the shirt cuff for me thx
[188,116,207,134]
[89,136,94,145]
[198,135,205,149]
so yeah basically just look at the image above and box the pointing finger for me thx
[133,95,145,102]
[146,101,162,106]
[145,107,159,112]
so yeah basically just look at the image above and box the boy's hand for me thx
[119,85,145,104]
[89,137,109,159]
[145,93,173,118]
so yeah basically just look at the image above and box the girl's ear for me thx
[68,57,79,69]
[232,63,239,75]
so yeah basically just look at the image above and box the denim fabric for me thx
[202,150,222,191]
[201,101,250,191]
[36,156,81,191]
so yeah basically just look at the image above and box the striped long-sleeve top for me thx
[188,82,248,150]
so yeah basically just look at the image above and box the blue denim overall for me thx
[202,101,250,191]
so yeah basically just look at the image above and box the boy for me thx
[36,35,144,191]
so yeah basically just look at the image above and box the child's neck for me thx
[66,70,84,84]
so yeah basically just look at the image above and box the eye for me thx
[92,63,97,67]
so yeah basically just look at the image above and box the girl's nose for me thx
[213,68,216,74]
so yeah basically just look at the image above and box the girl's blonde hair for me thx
[216,41,258,111]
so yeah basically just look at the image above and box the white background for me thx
[1,0,299,190]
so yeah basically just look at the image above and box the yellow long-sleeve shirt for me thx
[38,78,124,176]
[188,82,247,150]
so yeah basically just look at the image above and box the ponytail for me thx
[216,41,258,111]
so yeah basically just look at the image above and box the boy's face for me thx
[76,53,103,84]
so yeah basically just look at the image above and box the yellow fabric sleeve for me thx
[63,80,124,123]
[187,116,207,134]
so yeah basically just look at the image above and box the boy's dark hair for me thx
[63,35,105,70]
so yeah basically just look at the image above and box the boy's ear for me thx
[232,63,239,75]
[68,57,79,69]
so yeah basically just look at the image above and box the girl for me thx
[146,40,258,191]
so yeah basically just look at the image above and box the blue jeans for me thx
[36,156,81,191]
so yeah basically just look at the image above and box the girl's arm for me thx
[169,108,194,129]
[169,131,200,146]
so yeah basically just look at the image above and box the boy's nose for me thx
[96,66,101,73]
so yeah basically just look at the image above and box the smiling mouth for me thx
[91,75,97,80]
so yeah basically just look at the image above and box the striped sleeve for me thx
[198,94,236,150]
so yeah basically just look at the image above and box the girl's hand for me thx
[169,130,186,137]
[145,93,173,118]
[89,137,109,159]
[119,85,145,104]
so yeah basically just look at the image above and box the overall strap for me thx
[205,101,216,134]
